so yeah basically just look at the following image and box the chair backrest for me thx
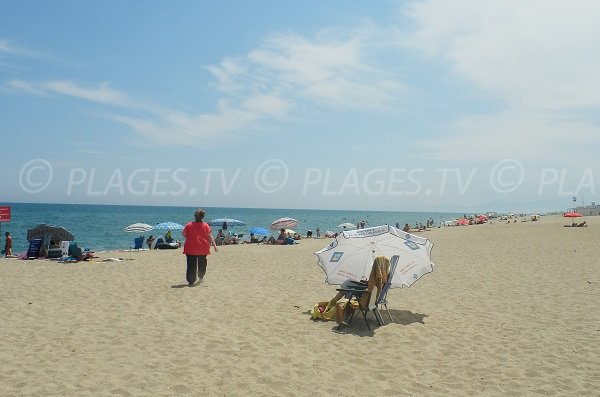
[134,237,144,249]
[68,242,83,258]
[27,238,43,259]
[60,241,71,256]
[377,255,399,303]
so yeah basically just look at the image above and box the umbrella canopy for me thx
[338,222,357,230]
[563,212,583,218]
[27,224,74,242]
[153,222,184,230]
[208,218,246,227]
[270,217,299,230]
[457,218,470,226]
[123,223,154,233]
[315,225,434,288]
[248,227,271,235]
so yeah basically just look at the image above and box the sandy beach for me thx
[1,215,598,396]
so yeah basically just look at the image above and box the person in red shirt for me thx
[182,209,218,286]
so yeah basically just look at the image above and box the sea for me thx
[1,203,465,253]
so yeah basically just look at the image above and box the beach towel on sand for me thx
[310,299,358,321]
[311,301,336,320]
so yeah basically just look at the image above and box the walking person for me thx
[182,209,218,287]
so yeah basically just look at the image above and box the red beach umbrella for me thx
[563,212,583,218]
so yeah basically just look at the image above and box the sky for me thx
[1,0,600,213]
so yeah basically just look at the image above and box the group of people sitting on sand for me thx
[214,228,302,245]
[146,231,182,249]
[264,228,301,245]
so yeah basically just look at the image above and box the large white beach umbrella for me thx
[315,225,434,288]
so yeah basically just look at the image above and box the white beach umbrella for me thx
[123,223,154,233]
[315,225,434,288]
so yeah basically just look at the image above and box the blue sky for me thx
[2,0,599,212]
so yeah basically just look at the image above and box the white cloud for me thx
[0,39,35,57]
[241,93,290,119]
[416,110,600,167]
[400,0,600,169]
[7,27,406,146]
[208,30,404,111]
[8,79,135,107]
[110,98,269,146]
[43,81,135,107]
[402,0,600,109]
[205,58,247,95]
[7,79,50,97]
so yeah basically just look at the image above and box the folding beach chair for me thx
[133,236,145,250]
[60,241,71,256]
[336,255,399,331]
[373,254,399,324]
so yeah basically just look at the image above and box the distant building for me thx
[575,202,600,216]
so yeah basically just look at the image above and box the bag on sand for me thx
[310,301,336,321]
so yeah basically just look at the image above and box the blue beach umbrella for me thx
[153,222,184,230]
[248,227,271,235]
[208,218,246,227]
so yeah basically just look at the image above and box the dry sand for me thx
[0,215,598,396]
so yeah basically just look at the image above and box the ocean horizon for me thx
[1,202,467,253]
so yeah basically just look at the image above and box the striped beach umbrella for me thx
[269,217,299,230]
[27,224,74,242]
[123,223,154,233]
